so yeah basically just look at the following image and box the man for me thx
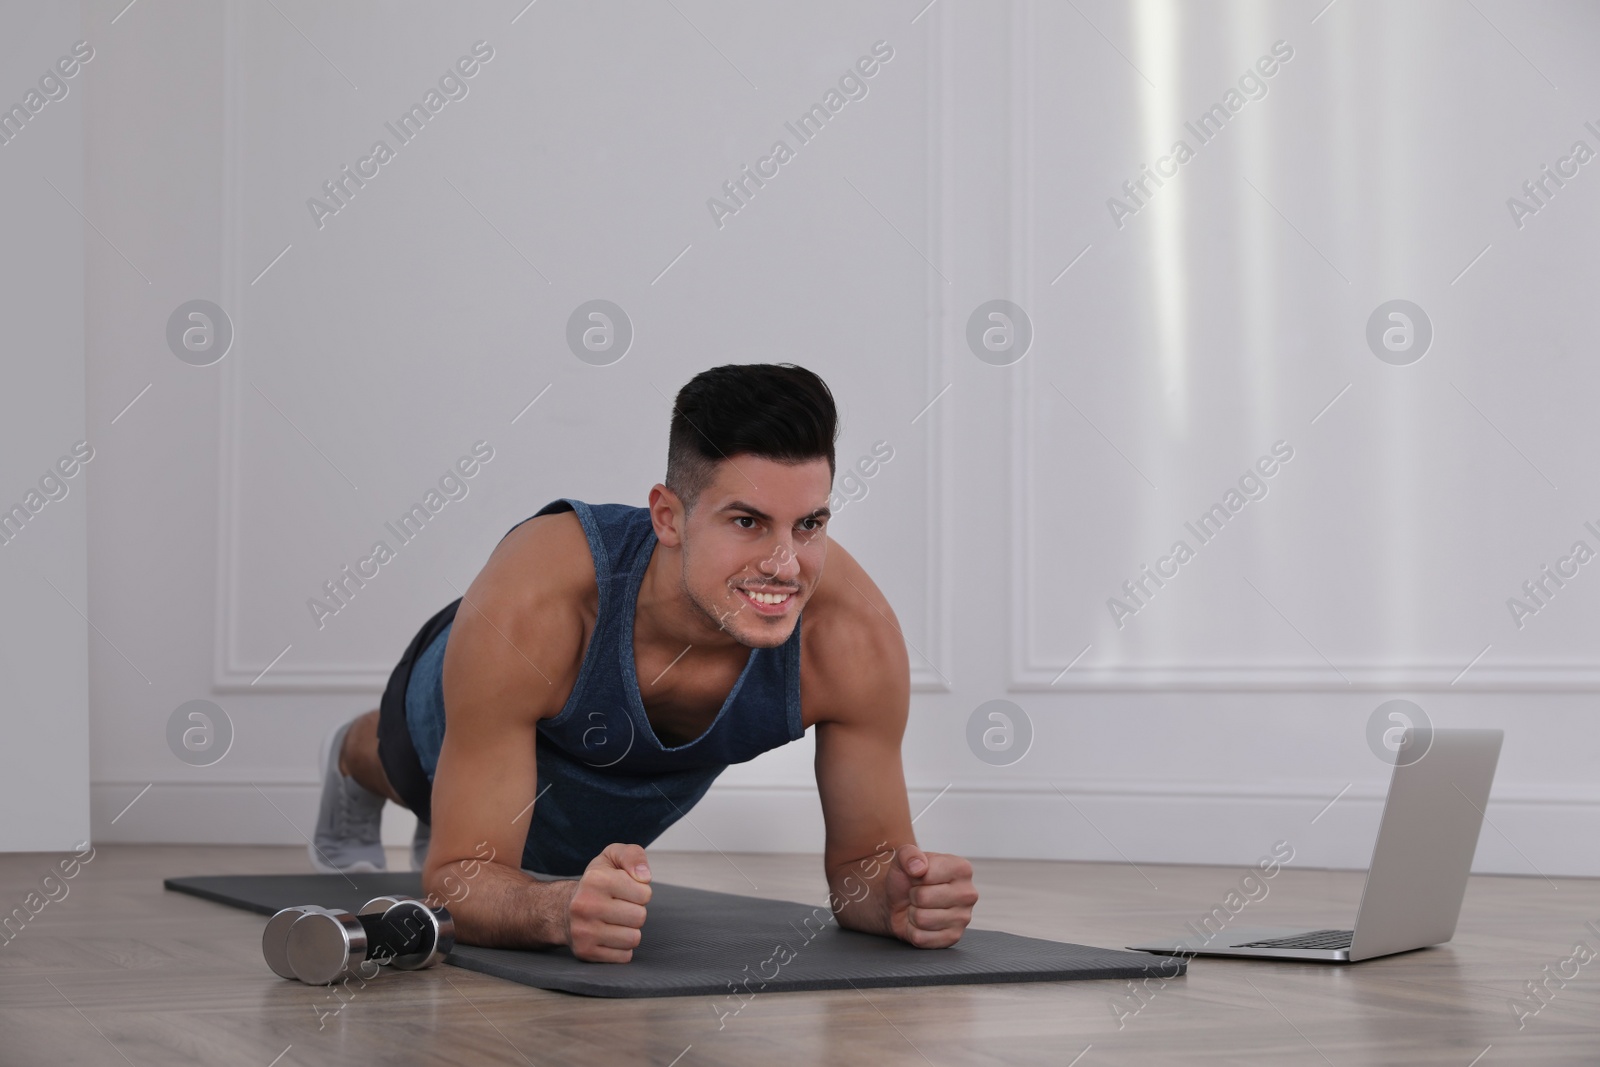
[312,363,978,961]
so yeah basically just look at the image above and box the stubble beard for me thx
[678,542,794,650]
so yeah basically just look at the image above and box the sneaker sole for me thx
[309,854,382,875]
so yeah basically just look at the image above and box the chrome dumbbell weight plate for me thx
[285,908,370,986]
[263,900,389,981]
[353,895,447,968]
[379,899,455,970]
[262,905,332,980]
[357,895,409,918]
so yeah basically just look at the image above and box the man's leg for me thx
[342,707,434,871]
[336,709,433,871]
[310,710,392,873]
[339,709,404,804]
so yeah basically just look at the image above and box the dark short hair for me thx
[665,363,838,512]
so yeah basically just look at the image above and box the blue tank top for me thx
[404,497,806,876]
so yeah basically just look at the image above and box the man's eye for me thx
[735,517,757,529]
[800,518,823,531]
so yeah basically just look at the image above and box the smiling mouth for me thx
[735,586,797,610]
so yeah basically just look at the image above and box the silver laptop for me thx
[1128,727,1503,963]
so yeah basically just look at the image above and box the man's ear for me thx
[648,483,688,547]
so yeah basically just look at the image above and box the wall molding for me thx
[1009,662,1600,692]
[211,0,953,694]
[910,1,952,693]
[91,779,1600,878]
[210,2,392,692]
[1002,4,1600,695]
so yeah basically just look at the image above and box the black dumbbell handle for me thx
[357,909,430,962]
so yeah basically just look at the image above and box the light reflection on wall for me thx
[1134,0,1187,437]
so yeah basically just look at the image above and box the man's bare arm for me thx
[420,515,657,962]
[810,547,914,936]
[810,544,978,945]
[421,525,580,948]
[817,711,907,939]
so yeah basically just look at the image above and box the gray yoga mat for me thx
[165,872,1181,998]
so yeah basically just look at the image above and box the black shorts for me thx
[375,597,461,826]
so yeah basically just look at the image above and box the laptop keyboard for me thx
[1233,929,1354,950]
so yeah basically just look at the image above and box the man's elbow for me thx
[420,853,478,908]
[419,861,456,908]
[422,837,505,905]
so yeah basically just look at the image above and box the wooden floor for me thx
[0,845,1595,1066]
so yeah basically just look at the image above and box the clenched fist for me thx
[885,843,977,948]
[563,842,653,963]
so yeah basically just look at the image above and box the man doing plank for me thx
[312,363,978,961]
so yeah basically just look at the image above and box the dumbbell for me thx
[263,896,455,985]
[284,896,455,985]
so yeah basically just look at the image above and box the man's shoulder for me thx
[801,538,911,726]
[488,508,598,601]
[443,509,599,721]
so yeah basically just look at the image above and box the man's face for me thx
[668,455,832,649]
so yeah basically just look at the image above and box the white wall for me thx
[0,2,90,852]
[77,0,1600,876]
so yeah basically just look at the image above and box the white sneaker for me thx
[309,718,387,873]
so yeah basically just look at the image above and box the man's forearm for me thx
[825,840,897,937]
[424,859,575,949]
